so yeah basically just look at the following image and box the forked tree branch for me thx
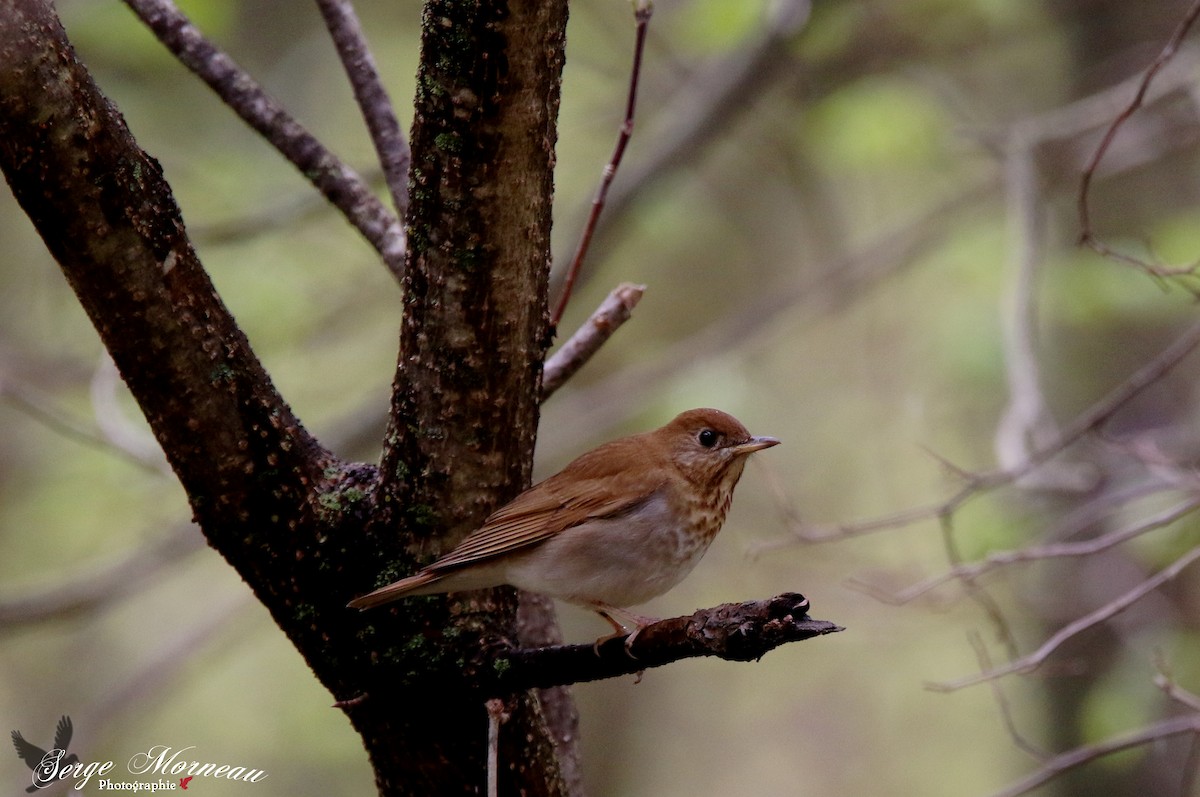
[121,0,407,279]
[929,545,1200,692]
[755,318,1200,551]
[1077,0,1200,282]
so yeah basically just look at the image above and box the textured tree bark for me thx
[355,0,572,793]
[0,0,573,794]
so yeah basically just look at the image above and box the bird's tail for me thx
[347,571,441,610]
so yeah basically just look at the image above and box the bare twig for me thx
[89,354,164,467]
[848,497,1200,605]
[1153,652,1200,713]
[553,174,991,455]
[968,630,1047,761]
[1077,0,1200,280]
[552,0,812,296]
[549,3,651,330]
[0,524,204,628]
[930,545,1200,692]
[315,0,411,221]
[542,282,645,398]
[987,713,1200,797]
[755,319,1200,550]
[121,0,406,278]
[939,512,1021,662]
[1,375,166,475]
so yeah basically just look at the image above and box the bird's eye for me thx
[697,429,719,448]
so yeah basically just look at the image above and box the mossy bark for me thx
[0,0,576,793]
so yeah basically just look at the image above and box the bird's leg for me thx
[589,602,658,658]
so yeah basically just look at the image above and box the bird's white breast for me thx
[499,489,714,608]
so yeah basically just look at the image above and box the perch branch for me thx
[479,593,839,696]
[342,594,839,706]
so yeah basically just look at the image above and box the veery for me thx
[349,408,779,649]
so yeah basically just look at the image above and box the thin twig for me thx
[968,630,1047,761]
[755,319,1200,550]
[1,377,166,475]
[1153,651,1200,713]
[1077,0,1200,281]
[315,0,411,221]
[929,544,1200,692]
[121,0,406,278]
[89,354,163,467]
[542,282,645,399]
[0,524,203,628]
[485,698,508,797]
[549,2,651,330]
[987,713,1200,797]
[848,496,1200,605]
[551,0,812,298]
[939,512,1021,661]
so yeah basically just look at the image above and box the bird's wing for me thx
[53,716,72,751]
[426,448,664,573]
[11,731,46,769]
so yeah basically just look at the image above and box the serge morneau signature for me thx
[31,744,268,791]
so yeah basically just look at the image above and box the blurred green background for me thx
[4,0,1200,794]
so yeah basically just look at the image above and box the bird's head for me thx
[658,408,779,486]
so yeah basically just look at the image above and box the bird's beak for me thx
[732,435,780,455]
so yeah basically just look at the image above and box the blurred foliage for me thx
[4,0,1200,795]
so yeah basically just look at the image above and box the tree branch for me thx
[1077,0,1200,282]
[542,282,644,399]
[988,713,1200,797]
[121,0,407,279]
[754,318,1200,551]
[0,0,332,517]
[549,3,650,329]
[343,594,840,702]
[315,0,411,221]
[848,497,1200,606]
[930,544,1200,692]
[482,594,839,696]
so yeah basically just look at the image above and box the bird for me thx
[12,715,78,793]
[349,408,779,651]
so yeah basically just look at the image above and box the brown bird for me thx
[349,408,779,649]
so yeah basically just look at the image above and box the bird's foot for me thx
[590,603,658,659]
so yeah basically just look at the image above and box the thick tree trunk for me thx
[0,0,575,794]
[357,0,572,793]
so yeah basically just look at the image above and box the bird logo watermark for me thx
[11,716,269,791]
[10,715,97,792]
